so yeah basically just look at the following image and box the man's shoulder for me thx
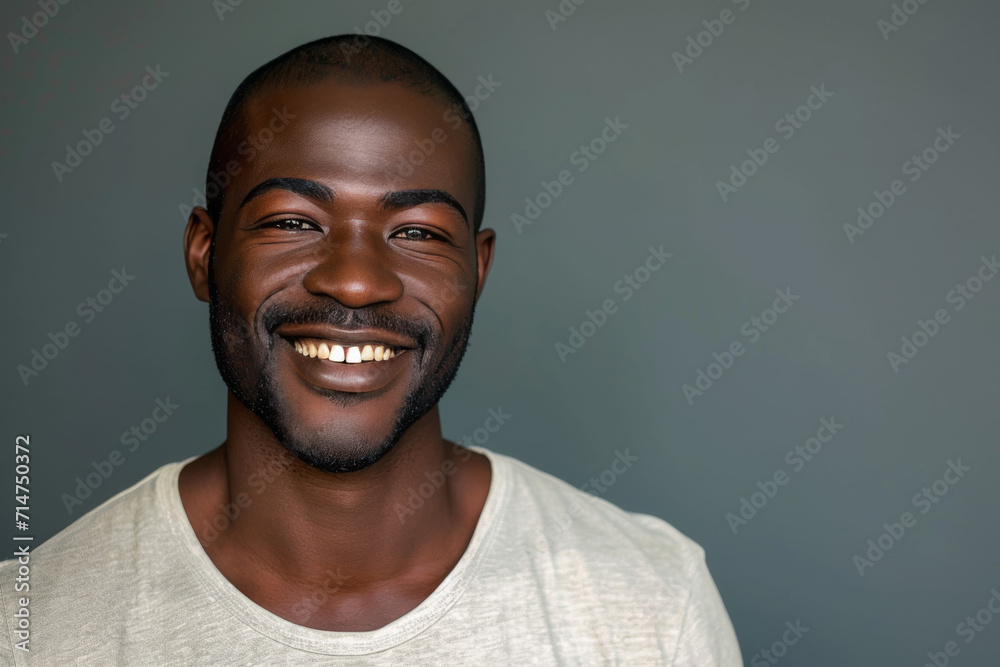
[481,448,741,664]
[0,459,206,663]
[483,447,707,582]
[0,458,183,580]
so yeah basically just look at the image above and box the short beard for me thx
[206,244,476,473]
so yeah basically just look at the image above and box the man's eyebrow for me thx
[380,189,468,224]
[237,179,469,225]
[238,177,335,210]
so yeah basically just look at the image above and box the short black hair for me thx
[205,34,486,231]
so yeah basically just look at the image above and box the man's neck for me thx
[177,396,492,630]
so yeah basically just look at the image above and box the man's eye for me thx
[262,218,317,231]
[394,227,440,241]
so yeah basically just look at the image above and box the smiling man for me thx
[0,35,741,664]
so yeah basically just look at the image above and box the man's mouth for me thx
[291,337,404,363]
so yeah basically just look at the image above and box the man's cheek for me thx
[438,273,475,306]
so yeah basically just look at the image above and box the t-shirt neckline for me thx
[159,445,508,656]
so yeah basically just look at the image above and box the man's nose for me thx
[301,227,404,307]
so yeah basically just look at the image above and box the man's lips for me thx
[275,324,417,351]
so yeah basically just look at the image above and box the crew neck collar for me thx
[159,445,508,656]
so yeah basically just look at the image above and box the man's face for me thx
[199,79,492,473]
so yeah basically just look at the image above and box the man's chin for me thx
[263,405,404,474]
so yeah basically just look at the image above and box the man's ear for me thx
[184,207,215,303]
[473,226,496,304]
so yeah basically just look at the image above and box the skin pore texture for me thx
[178,73,496,632]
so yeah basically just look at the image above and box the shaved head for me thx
[205,34,486,231]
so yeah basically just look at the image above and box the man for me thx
[0,35,742,664]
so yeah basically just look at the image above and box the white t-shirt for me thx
[0,446,742,665]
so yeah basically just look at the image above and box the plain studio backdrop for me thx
[2,0,999,664]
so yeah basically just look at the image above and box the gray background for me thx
[2,0,999,664]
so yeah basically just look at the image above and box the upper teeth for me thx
[292,338,398,363]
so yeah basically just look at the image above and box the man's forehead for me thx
[241,77,453,131]
[221,79,478,222]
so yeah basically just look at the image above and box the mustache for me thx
[260,300,432,349]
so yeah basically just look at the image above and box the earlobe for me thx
[473,228,496,303]
[184,207,215,303]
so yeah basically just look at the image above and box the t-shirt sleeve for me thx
[670,550,743,666]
